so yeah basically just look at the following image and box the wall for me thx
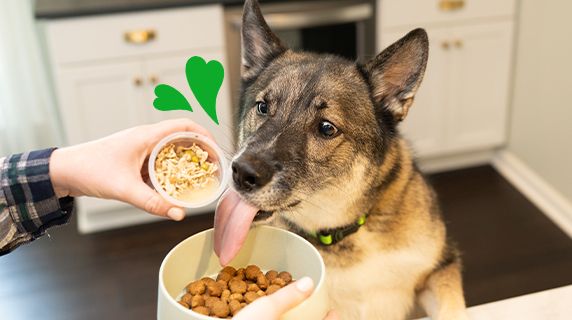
[507,0,572,205]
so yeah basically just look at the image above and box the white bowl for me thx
[148,132,229,208]
[158,225,329,320]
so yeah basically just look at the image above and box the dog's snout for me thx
[232,156,274,191]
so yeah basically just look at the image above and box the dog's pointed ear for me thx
[241,0,286,80]
[363,28,429,121]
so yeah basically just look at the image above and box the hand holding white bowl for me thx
[236,277,338,320]
[49,118,213,221]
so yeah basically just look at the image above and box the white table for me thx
[419,285,572,319]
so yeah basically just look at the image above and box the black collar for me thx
[286,214,367,246]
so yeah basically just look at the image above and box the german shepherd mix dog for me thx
[214,0,469,319]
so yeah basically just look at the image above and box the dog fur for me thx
[231,1,469,319]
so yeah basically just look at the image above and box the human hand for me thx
[49,118,214,221]
[234,277,337,320]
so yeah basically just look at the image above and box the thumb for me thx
[233,277,314,320]
[124,181,185,221]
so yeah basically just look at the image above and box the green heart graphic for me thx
[186,56,224,125]
[153,84,193,112]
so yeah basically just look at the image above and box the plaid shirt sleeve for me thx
[0,148,74,256]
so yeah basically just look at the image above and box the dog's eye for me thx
[318,121,338,138]
[256,101,269,115]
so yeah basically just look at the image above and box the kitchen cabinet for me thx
[378,0,516,159]
[57,61,145,144]
[41,5,233,233]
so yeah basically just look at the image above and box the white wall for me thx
[508,0,572,203]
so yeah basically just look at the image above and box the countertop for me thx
[35,0,312,19]
[417,285,572,320]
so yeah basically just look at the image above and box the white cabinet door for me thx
[142,51,235,156]
[380,21,513,157]
[446,21,513,152]
[55,61,148,222]
[380,29,450,157]
[56,61,145,145]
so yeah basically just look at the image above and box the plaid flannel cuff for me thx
[0,148,74,238]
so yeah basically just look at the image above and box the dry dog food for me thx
[154,143,219,202]
[178,265,293,318]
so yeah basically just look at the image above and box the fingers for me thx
[151,118,215,142]
[233,277,314,320]
[324,311,340,320]
[123,181,185,221]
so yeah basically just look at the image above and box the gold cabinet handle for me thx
[124,29,156,44]
[133,77,143,86]
[453,39,463,49]
[149,75,159,85]
[439,0,465,12]
[441,41,451,50]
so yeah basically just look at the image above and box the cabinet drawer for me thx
[379,0,516,29]
[44,5,224,65]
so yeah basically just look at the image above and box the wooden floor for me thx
[1,165,571,320]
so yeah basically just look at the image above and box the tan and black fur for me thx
[231,0,469,318]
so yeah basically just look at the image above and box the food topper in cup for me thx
[149,132,229,208]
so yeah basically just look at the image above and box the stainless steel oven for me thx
[224,0,376,108]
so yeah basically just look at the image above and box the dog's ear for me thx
[363,28,428,121]
[241,0,286,80]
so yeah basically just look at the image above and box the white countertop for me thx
[419,285,572,319]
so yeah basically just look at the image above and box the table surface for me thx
[418,285,572,320]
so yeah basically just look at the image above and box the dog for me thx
[214,0,469,319]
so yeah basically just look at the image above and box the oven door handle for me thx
[230,3,372,30]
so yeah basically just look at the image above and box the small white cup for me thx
[148,132,229,208]
[157,226,329,320]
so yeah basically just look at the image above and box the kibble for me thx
[205,296,220,310]
[257,273,269,289]
[229,299,242,316]
[191,295,205,308]
[217,271,232,283]
[265,270,278,282]
[229,293,244,302]
[217,279,229,291]
[229,278,247,294]
[266,284,281,295]
[278,271,293,283]
[180,293,193,305]
[221,266,237,276]
[247,283,260,292]
[221,289,231,304]
[244,291,260,303]
[207,282,223,297]
[245,265,261,280]
[271,278,286,287]
[178,266,294,318]
[192,306,210,316]
[186,281,205,296]
[211,300,230,318]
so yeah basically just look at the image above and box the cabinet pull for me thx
[441,41,451,50]
[438,0,465,12]
[149,76,158,85]
[453,39,463,49]
[124,29,156,44]
[133,77,143,86]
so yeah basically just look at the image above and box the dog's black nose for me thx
[232,155,274,191]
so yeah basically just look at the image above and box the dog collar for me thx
[306,214,367,246]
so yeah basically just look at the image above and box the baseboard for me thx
[416,149,497,174]
[492,151,572,238]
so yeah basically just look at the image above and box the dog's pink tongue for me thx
[214,189,259,266]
